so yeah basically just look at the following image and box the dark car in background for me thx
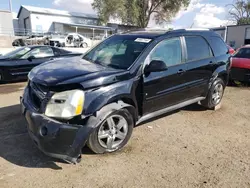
[0,46,82,82]
[230,45,250,83]
[21,29,231,163]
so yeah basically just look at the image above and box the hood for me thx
[232,57,250,69]
[29,56,126,86]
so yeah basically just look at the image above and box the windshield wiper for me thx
[107,64,125,69]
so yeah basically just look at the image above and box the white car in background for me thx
[49,33,91,48]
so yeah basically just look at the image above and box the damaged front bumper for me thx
[21,87,93,164]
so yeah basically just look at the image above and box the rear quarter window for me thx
[209,36,228,56]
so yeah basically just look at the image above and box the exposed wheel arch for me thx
[0,69,4,82]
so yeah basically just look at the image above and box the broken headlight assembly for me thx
[45,90,84,119]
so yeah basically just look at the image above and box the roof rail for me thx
[122,27,168,34]
[185,28,211,31]
[166,28,211,34]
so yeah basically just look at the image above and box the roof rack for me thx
[121,28,168,34]
[122,28,211,35]
[168,28,210,33]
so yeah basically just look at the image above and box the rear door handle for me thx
[49,58,54,60]
[177,69,185,74]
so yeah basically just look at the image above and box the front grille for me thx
[29,81,50,111]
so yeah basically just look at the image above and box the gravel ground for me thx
[0,82,250,188]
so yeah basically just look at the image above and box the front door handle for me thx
[49,58,54,60]
[177,69,185,74]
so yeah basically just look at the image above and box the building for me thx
[16,5,113,37]
[0,10,15,47]
[212,24,250,49]
[107,23,139,33]
[0,10,14,36]
[211,26,226,41]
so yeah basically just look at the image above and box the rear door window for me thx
[185,36,212,61]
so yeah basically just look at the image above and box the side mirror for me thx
[27,55,35,61]
[145,60,168,73]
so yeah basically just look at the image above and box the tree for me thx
[92,0,190,28]
[228,0,250,25]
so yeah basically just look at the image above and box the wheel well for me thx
[218,73,228,85]
[120,98,138,125]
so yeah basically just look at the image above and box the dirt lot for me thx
[0,82,249,188]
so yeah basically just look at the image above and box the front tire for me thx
[201,78,225,109]
[87,109,133,154]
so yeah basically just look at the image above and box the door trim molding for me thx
[137,96,205,125]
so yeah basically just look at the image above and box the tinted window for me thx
[210,36,228,56]
[2,47,31,59]
[149,38,182,67]
[185,36,212,61]
[21,47,54,59]
[83,35,150,69]
[53,48,71,56]
[234,48,250,58]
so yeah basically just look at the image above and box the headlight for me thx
[45,90,84,119]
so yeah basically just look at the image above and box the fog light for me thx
[40,126,48,136]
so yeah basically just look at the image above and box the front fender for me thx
[83,79,138,116]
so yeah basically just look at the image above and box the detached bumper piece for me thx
[21,87,92,164]
[230,67,250,82]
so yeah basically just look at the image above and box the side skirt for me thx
[136,97,205,125]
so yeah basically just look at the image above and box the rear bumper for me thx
[230,67,250,82]
[21,87,93,163]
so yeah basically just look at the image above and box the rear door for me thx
[143,37,189,114]
[183,35,216,98]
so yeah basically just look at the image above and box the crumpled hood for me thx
[29,57,123,86]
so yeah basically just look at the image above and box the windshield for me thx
[83,35,152,69]
[2,47,31,59]
[234,48,250,58]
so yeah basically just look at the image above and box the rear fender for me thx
[210,65,229,87]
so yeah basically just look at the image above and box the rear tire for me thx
[81,42,88,48]
[201,78,225,109]
[87,109,133,154]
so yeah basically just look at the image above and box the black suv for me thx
[21,29,231,163]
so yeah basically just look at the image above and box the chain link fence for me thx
[0,26,114,48]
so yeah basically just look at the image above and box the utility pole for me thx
[9,0,12,12]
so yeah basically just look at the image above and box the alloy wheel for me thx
[212,83,223,105]
[98,115,128,150]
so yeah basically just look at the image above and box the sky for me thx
[0,0,235,28]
